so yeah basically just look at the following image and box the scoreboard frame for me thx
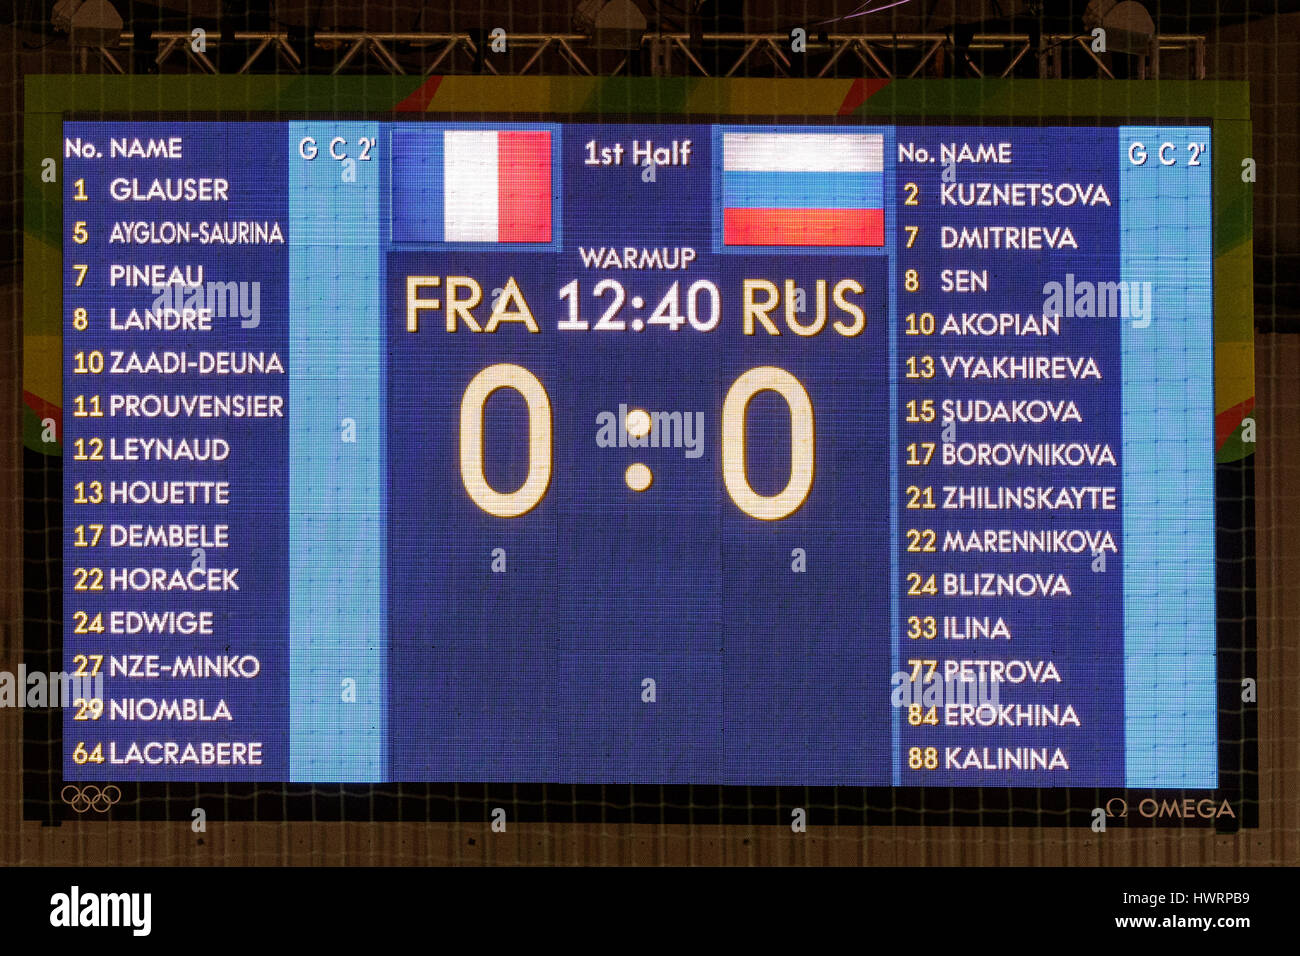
[21,75,1257,828]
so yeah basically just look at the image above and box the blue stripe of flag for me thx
[721,170,883,210]
[390,126,444,243]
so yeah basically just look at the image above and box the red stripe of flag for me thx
[724,208,884,246]
[497,131,551,242]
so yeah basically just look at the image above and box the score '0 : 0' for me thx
[459,364,814,521]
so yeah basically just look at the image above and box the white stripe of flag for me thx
[722,133,884,173]
[444,130,499,242]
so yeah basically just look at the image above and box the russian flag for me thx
[721,133,884,247]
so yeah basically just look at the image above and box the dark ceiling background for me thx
[2,0,1294,34]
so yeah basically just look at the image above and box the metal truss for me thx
[80,31,1208,80]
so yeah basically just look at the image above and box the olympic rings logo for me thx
[61,784,121,813]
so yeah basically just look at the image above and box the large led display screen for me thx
[60,120,1216,788]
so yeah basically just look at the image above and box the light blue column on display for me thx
[288,123,387,781]
[1119,127,1216,788]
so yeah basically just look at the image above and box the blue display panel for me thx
[61,121,1215,787]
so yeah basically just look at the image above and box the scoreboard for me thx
[57,114,1227,792]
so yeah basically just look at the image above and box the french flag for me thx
[391,128,552,244]
[721,133,884,247]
